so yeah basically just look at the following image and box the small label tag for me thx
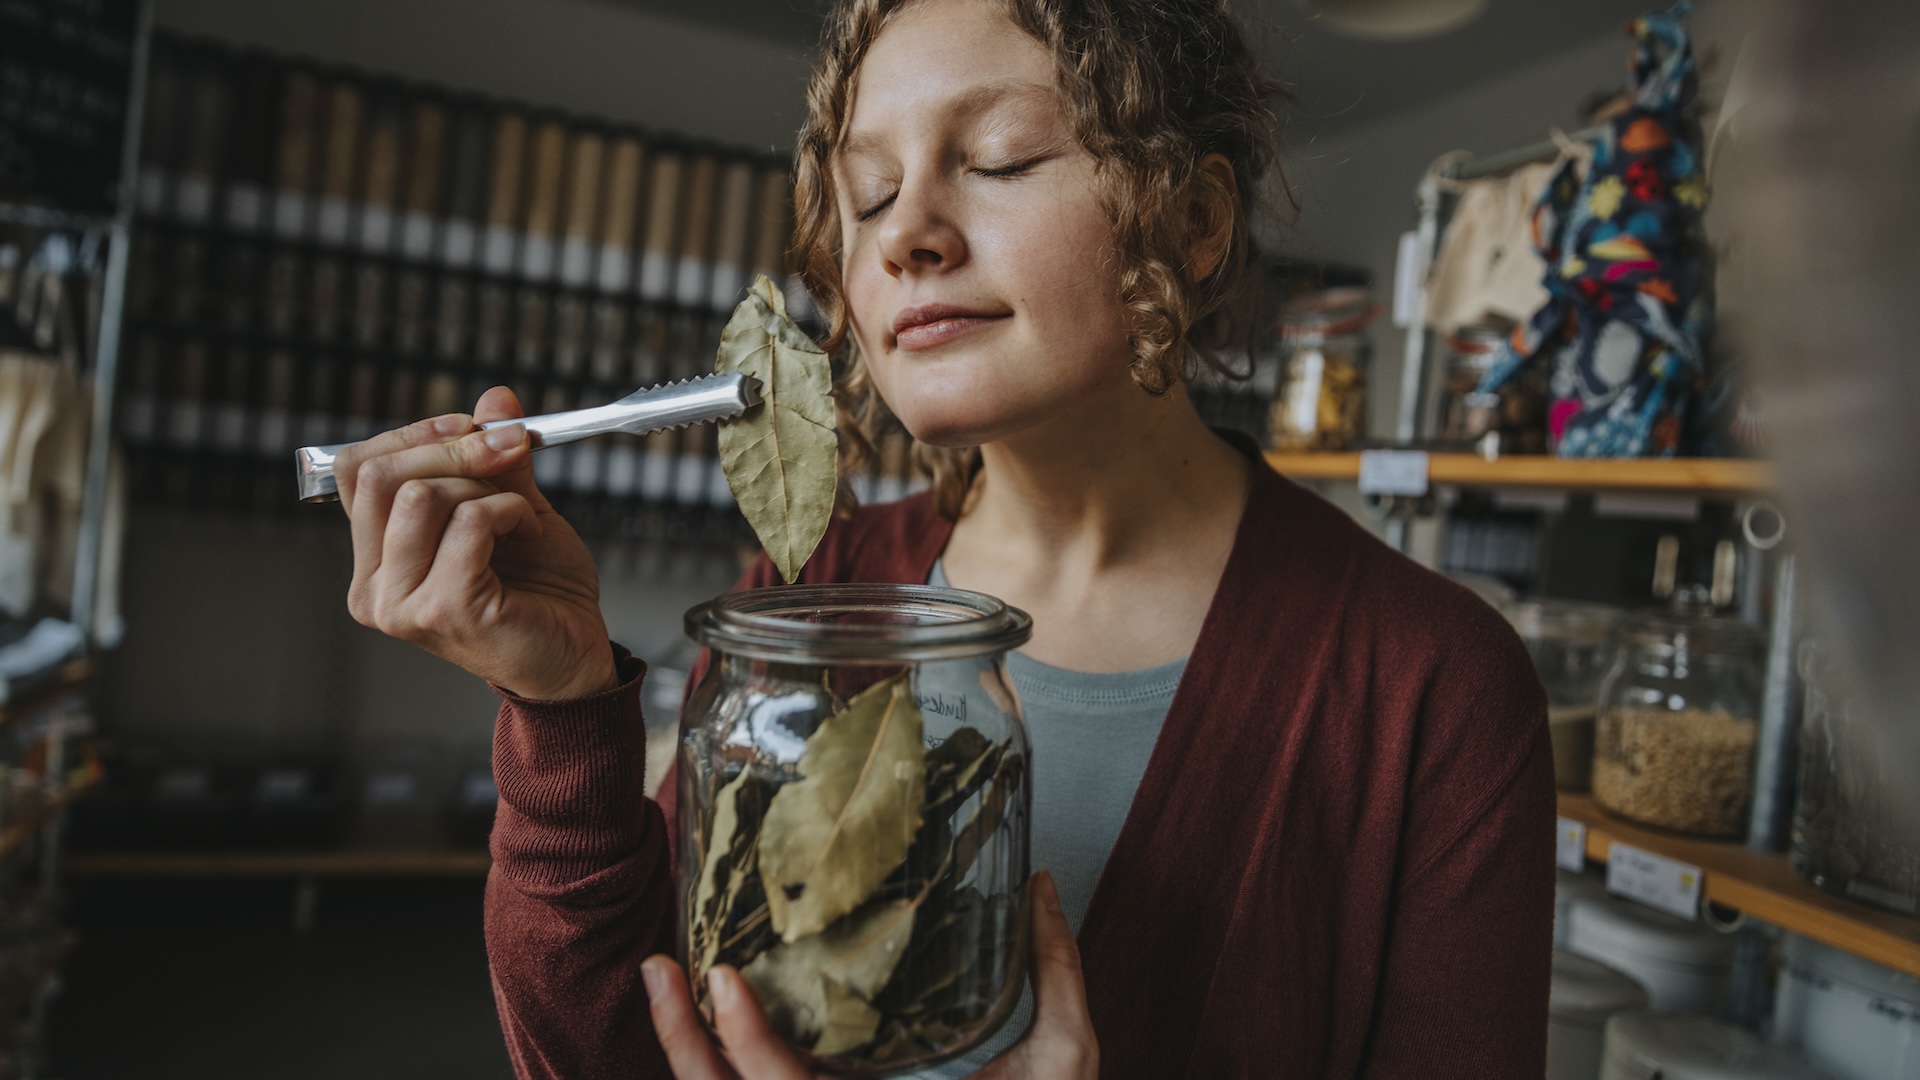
[1358,450,1430,496]
[1556,817,1588,872]
[1607,841,1703,920]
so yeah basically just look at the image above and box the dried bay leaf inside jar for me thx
[681,585,1032,1074]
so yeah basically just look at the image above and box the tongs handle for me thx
[294,373,762,503]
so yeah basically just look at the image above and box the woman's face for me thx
[835,0,1135,449]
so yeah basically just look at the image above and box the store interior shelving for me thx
[68,848,490,879]
[1265,452,1773,495]
[1558,793,1920,979]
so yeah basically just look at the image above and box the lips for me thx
[890,303,1009,352]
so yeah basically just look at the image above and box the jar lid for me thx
[1601,1011,1830,1080]
[1783,932,1920,1004]
[686,584,1034,663]
[1551,949,1650,1025]
[1506,599,1622,646]
[1620,611,1765,655]
[1567,896,1738,972]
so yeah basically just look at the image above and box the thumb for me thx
[471,386,553,510]
[1027,870,1093,1041]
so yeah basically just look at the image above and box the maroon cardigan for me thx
[485,458,1555,1079]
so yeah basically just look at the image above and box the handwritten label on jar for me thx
[1358,450,1429,496]
[1556,817,1589,872]
[1607,841,1703,920]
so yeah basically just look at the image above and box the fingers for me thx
[643,957,738,1080]
[334,413,473,513]
[473,384,526,425]
[413,491,545,621]
[345,424,532,606]
[364,481,527,615]
[1026,871,1097,1068]
[706,966,815,1080]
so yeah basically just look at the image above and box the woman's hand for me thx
[335,386,619,700]
[642,871,1098,1079]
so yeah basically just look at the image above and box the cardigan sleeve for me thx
[1359,632,1557,1080]
[483,644,675,1080]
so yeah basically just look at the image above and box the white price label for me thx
[1358,450,1430,496]
[1556,817,1588,872]
[1607,842,1703,920]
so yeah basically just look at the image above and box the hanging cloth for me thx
[1423,159,1561,336]
[1476,2,1711,457]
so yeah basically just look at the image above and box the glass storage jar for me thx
[1791,641,1920,915]
[1592,612,1765,838]
[1436,326,1548,453]
[1271,287,1374,451]
[1505,599,1623,790]
[680,584,1033,1075]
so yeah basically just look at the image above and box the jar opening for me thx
[686,584,1034,663]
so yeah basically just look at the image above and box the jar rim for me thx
[685,583,1034,663]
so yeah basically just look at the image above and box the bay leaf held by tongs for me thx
[759,672,926,942]
[714,276,838,583]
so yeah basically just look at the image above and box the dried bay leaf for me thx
[740,897,919,1054]
[760,672,927,942]
[714,275,837,583]
[689,770,774,979]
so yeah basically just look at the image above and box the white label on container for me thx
[299,411,336,448]
[174,175,214,224]
[707,459,734,508]
[674,257,711,308]
[675,454,709,506]
[120,396,158,444]
[167,401,205,448]
[1288,349,1324,436]
[366,772,418,805]
[533,446,570,490]
[315,196,353,246]
[440,220,478,267]
[637,252,673,302]
[1556,817,1588,872]
[601,443,638,497]
[560,238,594,288]
[1607,841,1702,921]
[520,234,556,281]
[156,769,210,801]
[639,449,674,502]
[569,441,604,493]
[482,225,518,275]
[1358,450,1430,496]
[213,404,249,452]
[708,264,745,312]
[273,191,310,239]
[257,769,310,801]
[225,183,265,232]
[597,247,633,294]
[357,205,395,253]
[137,167,168,215]
[256,410,292,456]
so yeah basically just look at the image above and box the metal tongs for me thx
[294,372,763,503]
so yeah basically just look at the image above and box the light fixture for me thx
[1296,0,1491,41]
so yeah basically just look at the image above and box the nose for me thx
[877,172,967,277]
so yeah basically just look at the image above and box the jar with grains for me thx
[1271,287,1374,452]
[1592,611,1765,838]
[679,584,1032,1075]
[1504,599,1622,790]
[1791,640,1920,915]
[1436,326,1548,453]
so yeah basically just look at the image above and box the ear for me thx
[1187,153,1240,283]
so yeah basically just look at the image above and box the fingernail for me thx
[483,424,524,452]
[641,960,666,1002]
[433,414,469,436]
[1038,870,1063,913]
[708,968,737,1009]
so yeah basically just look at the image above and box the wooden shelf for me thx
[0,931,76,1018]
[1266,452,1772,494]
[0,773,100,861]
[1559,793,1920,978]
[68,848,493,878]
[0,659,92,730]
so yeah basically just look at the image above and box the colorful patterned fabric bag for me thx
[1475,3,1711,457]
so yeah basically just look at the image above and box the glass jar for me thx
[1271,287,1374,451]
[679,584,1033,1075]
[1791,641,1920,914]
[1504,599,1622,790]
[1436,326,1548,452]
[1592,612,1765,838]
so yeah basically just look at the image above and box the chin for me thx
[886,389,1038,449]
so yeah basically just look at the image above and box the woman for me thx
[333,0,1554,1075]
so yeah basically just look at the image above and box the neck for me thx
[959,380,1251,570]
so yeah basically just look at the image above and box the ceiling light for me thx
[1297,0,1491,41]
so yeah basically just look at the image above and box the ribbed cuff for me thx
[489,643,653,879]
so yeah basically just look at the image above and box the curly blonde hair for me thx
[793,0,1289,517]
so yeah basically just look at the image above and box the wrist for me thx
[505,641,623,701]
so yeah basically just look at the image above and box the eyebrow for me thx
[838,79,1060,159]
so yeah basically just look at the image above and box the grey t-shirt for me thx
[907,562,1184,1077]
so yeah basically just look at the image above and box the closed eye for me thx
[855,193,896,223]
[975,161,1034,179]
